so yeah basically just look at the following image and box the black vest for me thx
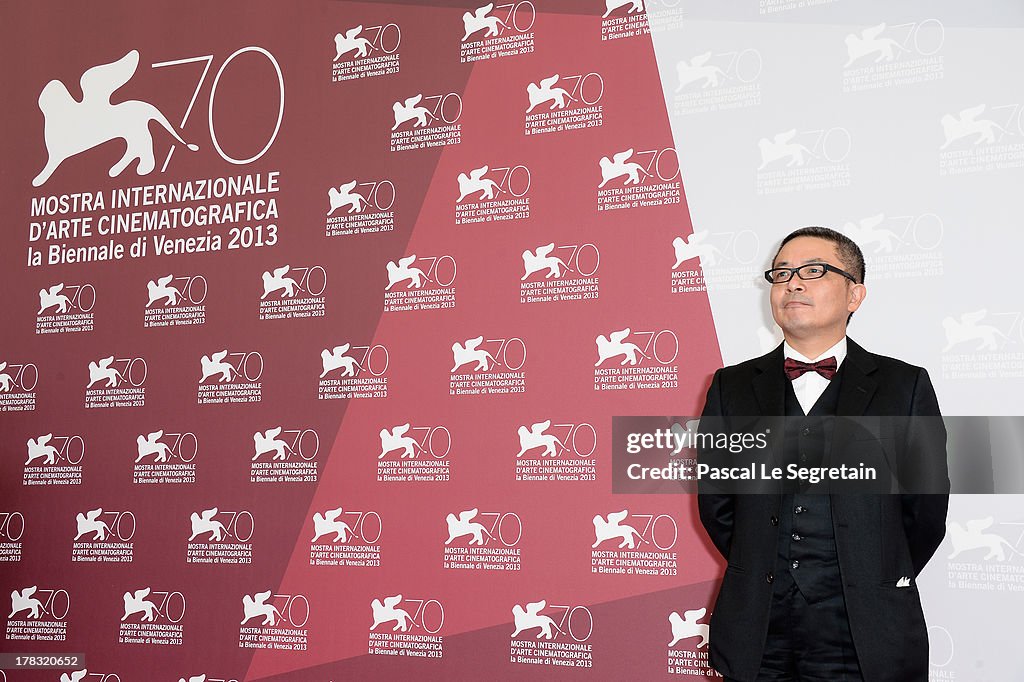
[776,364,844,604]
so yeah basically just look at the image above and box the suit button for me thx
[770,515,779,526]
[766,572,774,584]
[799,453,808,463]
[791,560,800,570]
[792,533,802,541]
[794,505,806,514]
[801,427,812,436]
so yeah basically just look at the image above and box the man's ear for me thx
[847,282,867,312]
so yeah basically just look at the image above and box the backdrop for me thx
[1,1,1021,681]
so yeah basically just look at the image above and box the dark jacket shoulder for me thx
[711,338,936,415]
[718,338,925,378]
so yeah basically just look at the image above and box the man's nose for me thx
[785,275,805,293]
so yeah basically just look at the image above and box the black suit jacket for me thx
[697,338,949,682]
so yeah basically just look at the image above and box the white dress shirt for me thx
[783,336,847,415]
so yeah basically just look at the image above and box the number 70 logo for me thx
[152,46,284,170]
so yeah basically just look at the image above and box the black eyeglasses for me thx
[764,263,858,284]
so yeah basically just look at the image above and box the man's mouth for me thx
[784,300,811,308]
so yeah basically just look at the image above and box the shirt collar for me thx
[783,336,847,368]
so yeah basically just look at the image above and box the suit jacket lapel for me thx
[827,338,900,498]
[828,339,891,535]
[752,343,786,416]
[835,338,878,417]
[751,344,787,473]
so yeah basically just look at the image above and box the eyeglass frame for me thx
[763,262,859,285]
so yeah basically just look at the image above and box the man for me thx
[696,226,949,682]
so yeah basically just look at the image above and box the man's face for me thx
[769,236,865,339]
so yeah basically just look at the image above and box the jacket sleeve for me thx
[900,367,950,574]
[697,368,735,560]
